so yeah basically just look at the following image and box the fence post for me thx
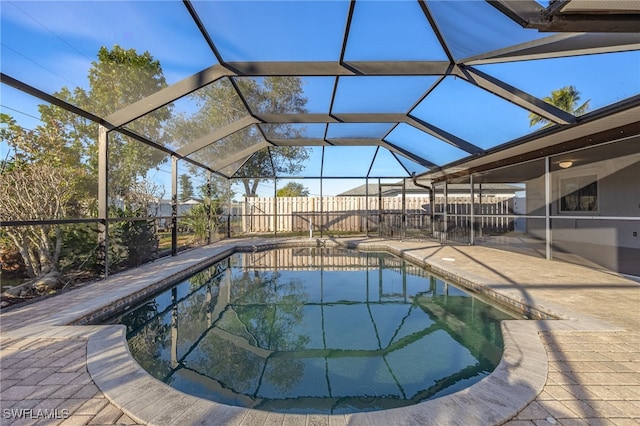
[242,198,247,233]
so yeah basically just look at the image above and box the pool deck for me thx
[1,237,638,425]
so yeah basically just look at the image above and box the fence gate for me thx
[377,182,406,239]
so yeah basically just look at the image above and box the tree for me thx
[106,178,164,271]
[39,45,172,202]
[168,77,310,197]
[179,174,194,202]
[1,45,170,281]
[276,182,310,197]
[0,114,89,278]
[529,85,590,128]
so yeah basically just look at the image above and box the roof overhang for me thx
[490,0,640,32]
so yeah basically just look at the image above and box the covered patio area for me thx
[1,1,639,424]
[1,237,639,425]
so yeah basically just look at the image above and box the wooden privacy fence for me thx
[238,196,514,234]
[237,248,430,278]
[440,197,516,233]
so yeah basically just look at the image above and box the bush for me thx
[182,200,223,244]
[109,207,158,270]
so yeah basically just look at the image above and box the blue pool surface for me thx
[113,247,515,414]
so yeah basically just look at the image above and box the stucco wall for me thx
[524,145,639,274]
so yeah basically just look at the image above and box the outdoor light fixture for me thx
[559,161,573,169]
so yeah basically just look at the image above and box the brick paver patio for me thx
[1,238,638,425]
[1,337,139,425]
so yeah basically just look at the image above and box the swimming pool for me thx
[113,247,516,414]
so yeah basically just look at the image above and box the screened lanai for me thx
[1,1,640,280]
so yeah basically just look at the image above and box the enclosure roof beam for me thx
[267,137,383,147]
[268,139,329,146]
[328,138,385,146]
[224,60,452,76]
[265,137,436,168]
[210,141,271,171]
[183,0,227,65]
[405,116,484,155]
[454,65,578,125]
[114,128,217,175]
[1,72,109,127]
[256,112,482,154]
[176,115,261,157]
[379,141,437,169]
[255,112,406,123]
[418,0,456,63]
[104,59,455,130]
[105,64,234,128]
[0,73,218,174]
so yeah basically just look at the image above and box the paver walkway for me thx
[1,237,638,425]
[1,336,138,425]
[507,332,640,426]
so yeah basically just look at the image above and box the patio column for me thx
[320,176,324,238]
[470,174,475,245]
[429,182,435,237]
[320,147,324,238]
[402,179,406,240]
[206,171,212,244]
[98,125,109,277]
[365,177,369,237]
[545,156,552,260]
[378,178,382,238]
[443,181,449,244]
[274,178,277,237]
[227,179,232,238]
[171,156,178,256]
[478,183,483,238]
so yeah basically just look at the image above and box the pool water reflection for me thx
[114,247,516,414]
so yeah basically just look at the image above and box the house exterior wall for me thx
[524,142,640,275]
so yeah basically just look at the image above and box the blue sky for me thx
[1,0,639,198]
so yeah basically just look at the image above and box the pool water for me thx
[114,247,516,414]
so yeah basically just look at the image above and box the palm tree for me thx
[529,85,590,128]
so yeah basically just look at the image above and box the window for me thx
[559,175,598,213]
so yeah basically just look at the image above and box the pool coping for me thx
[86,320,547,426]
[83,238,553,426]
